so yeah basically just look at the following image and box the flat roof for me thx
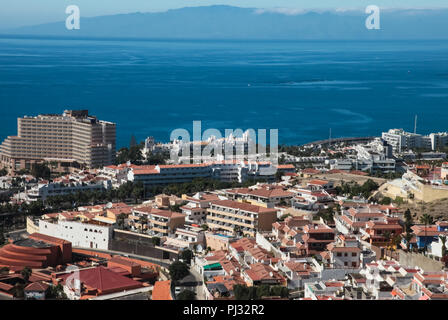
[14,238,53,249]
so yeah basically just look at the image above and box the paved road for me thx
[188,265,205,300]
[72,247,172,268]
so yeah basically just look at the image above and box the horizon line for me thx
[2,4,448,31]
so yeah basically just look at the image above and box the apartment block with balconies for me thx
[0,110,116,174]
[206,200,277,237]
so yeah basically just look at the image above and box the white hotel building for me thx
[26,179,112,201]
[124,161,276,187]
[382,129,448,153]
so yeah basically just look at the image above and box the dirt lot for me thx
[400,198,448,222]
[305,173,388,187]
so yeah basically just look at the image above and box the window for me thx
[352,252,357,257]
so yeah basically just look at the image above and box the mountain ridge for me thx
[4,5,448,40]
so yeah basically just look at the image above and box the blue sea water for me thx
[0,37,447,148]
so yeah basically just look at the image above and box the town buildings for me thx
[206,200,278,237]
[0,110,116,174]
[131,206,186,237]
[382,129,448,153]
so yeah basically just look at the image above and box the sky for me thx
[1,0,448,29]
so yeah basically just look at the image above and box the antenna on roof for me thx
[414,115,418,134]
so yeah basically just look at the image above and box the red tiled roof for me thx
[210,200,277,214]
[277,165,295,170]
[24,281,49,292]
[152,281,172,300]
[59,266,143,294]
[29,233,71,245]
[330,246,361,253]
[308,179,330,186]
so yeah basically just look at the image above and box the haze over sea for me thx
[0,37,447,148]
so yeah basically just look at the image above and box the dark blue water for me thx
[0,37,447,148]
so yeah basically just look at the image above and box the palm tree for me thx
[404,232,413,251]
[419,214,434,252]
[383,231,392,248]
[21,266,32,283]
[139,216,148,234]
[439,235,447,257]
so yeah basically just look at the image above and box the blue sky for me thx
[1,0,448,29]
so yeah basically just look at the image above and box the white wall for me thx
[39,220,112,250]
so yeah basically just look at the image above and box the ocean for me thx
[0,37,447,148]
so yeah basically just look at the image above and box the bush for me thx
[169,261,190,282]
[176,290,196,300]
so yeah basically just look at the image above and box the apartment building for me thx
[225,185,294,208]
[27,179,112,201]
[206,200,277,237]
[181,193,221,224]
[0,110,116,174]
[382,128,448,153]
[125,160,277,187]
[131,207,186,237]
[163,225,205,250]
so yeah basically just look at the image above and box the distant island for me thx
[3,5,448,40]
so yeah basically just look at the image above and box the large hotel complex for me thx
[0,110,116,174]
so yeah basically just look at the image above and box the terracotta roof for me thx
[330,246,361,253]
[132,165,159,175]
[210,200,277,214]
[244,263,283,282]
[308,179,330,186]
[152,281,172,300]
[59,266,143,294]
[29,233,71,245]
[24,281,49,292]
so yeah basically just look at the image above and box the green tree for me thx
[145,150,170,165]
[256,285,271,299]
[31,163,51,180]
[151,237,161,246]
[270,286,289,298]
[0,229,5,246]
[404,209,413,234]
[176,290,196,300]
[13,283,25,299]
[404,232,413,251]
[439,235,447,257]
[180,249,193,265]
[0,267,9,275]
[116,213,127,230]
[379,197,392,205]
[132,182,145,202]
[46,284,68,300]
[168,261,190,282]
[420,214,434,252]
[21,266,32,282]
[139,216,148,233]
